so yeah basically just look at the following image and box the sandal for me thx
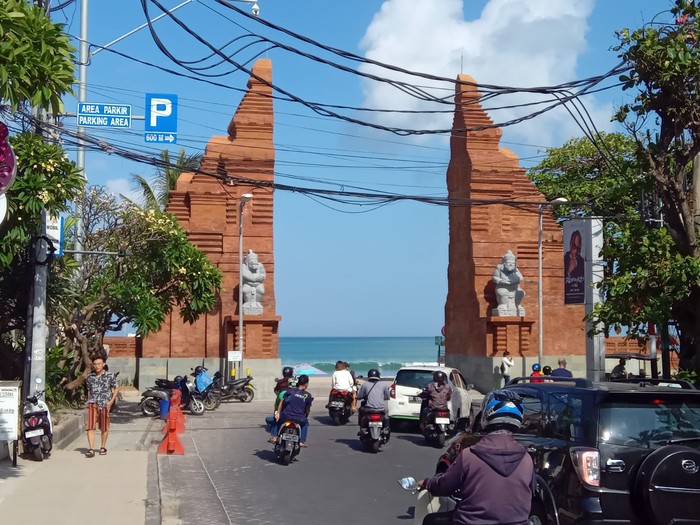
[299,442,308,448]
[268,437,277,444]
[85,449,95,458]
[99,447,107,455]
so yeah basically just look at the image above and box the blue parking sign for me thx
[145,94,178,133]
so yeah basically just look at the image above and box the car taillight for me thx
[436,410,450,418]
[570,447,600,487]
[390,382,396,399]
[27,416,39,427]
[369,413,382,422]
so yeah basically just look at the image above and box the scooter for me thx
[192,367,221,411]
[139,375,205,416]
[398,477,453,525]
[212,369,255,402]
[22,378,53,461]
[422,406,453,448]
[328,389,353,425]
[273,419,301,465]
[358,410,390,453]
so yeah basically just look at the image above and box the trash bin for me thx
[159,398,171,420]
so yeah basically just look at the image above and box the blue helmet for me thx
[480,390,524,432]
[532,363,541,372]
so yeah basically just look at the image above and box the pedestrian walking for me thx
[550,358,573,378]
[500,350,514,386]
[85,354,119,458]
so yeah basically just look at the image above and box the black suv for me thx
[494,378,700,525]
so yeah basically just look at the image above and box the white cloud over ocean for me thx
[359,0,614,148]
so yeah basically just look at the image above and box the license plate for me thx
[282,433,299,442]
[25,429,44,438]
[329,401,345,408]
[368,422,383,427]
[435,418,450,424]
[409,396,422,403]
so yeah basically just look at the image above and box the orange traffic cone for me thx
[158,390,185,455]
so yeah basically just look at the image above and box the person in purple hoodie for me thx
[417,389,534,525]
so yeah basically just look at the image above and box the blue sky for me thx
[53,0,667,337]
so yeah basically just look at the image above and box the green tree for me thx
[612,0,700,373]
[0,0,75,113]
[58,187,222,392]
[130,148,201,211]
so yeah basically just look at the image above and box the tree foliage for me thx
[130,148,201,211]
[0,0,75,113]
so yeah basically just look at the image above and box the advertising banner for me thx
[0,381,21,441]
[563,219,587,304]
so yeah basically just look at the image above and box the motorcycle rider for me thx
[272,374,313,448]
[417,389,534,525]
[530,363,544,383]
[356,368,390,427]
[418,370,452,432]
[267,375,298,437]
[326,360,356,412]
[275,366,295,395]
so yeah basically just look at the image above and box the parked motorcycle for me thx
[328,389,353,425]
[273,419,301,465]
[357,410,390,453]
[139,375,205,416]
[22,378,53,461]
[422,407,453,448]
[212,369,255,402]
[192,366,221,411]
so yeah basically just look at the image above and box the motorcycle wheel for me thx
[331,413,341,426]
[32,446,43,461]
[435,433,446,448]
[140,399,160,417]
[280,452,292,466]
[238,386,254,403]
[189,398,205,415]
[528,499,548,525]
[370,440,380,454]
[203,393,220,411]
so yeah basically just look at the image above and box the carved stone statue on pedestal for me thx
[241,249,266,315]
[491,250,526,316]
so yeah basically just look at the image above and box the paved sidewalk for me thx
[0,390,164,524]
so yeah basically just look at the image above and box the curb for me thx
[53,411,84,450]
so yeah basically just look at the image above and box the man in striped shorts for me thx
[85,355,118,458]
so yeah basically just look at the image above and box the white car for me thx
[387,366,475,427]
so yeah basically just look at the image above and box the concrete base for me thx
[240,358,281,402]
[446,354,591,393]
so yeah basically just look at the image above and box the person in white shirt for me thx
[326,360,356,411]
[501,351,514,386]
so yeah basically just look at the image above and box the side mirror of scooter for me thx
[467,383,474,391]
[398,477,419,493]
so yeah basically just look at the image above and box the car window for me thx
[517,391,543,435]
[450,371,463,389]
[598,395,700,448]
[549,392,584,441]
[395,370,434,389]
[457,372,469,389]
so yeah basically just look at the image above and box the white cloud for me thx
[359,0,614,149]
[104,177,143,204]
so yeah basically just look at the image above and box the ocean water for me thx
[279,336,440,376]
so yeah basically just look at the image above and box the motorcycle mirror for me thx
[398,477,418,492]
[467,383,474,391]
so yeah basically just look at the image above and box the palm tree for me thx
[130,148,202,211]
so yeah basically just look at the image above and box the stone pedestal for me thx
[487,316,535,356]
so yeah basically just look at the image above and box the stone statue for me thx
[491,250,526,316]
[241,249,266,314]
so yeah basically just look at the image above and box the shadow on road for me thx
[312,415,355,427]
[394,434,432,447]
[334,438,365,452]
[252,448,278,463]
[397,506,415,520]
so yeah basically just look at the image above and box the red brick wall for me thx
[103,336,140,358]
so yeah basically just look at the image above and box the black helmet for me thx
[297,374,309,386]
[433,370,447,383]
[194,366,204,375]
[282,366,294,378]
[542,366,552,376]
[367,368,380,380]
[480,389,524,432]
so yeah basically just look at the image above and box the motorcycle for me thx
[273,419,302,465]
[139,375,205,417]
[193,367,221,411]
[327,389,353,425]
[398,477,448,525]
[357,410,390,453]
[422,407,453,448]
[22,378,53,461]
[212,369,255,402]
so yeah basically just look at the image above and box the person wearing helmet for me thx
[274,366,295,394]
[530,363,544,384]
[418,370,452,432]
[274,374,313,447]
[356,369,391,427]
[542,365,552,376]
[418,390,534,525]
[267,375,298,438]
[326,360,356,411]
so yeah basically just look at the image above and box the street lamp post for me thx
[236,193,253,380]
[537,197,568,366]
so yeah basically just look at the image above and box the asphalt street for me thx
[158,396,443,525]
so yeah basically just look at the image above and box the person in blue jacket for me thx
[273,374,313,447]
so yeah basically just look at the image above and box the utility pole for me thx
[74,0,89,265]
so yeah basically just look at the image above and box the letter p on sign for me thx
[145,93,178,133]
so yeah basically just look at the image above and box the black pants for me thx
[422,510,454,525]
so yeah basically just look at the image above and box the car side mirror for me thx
[467,383,473,391]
